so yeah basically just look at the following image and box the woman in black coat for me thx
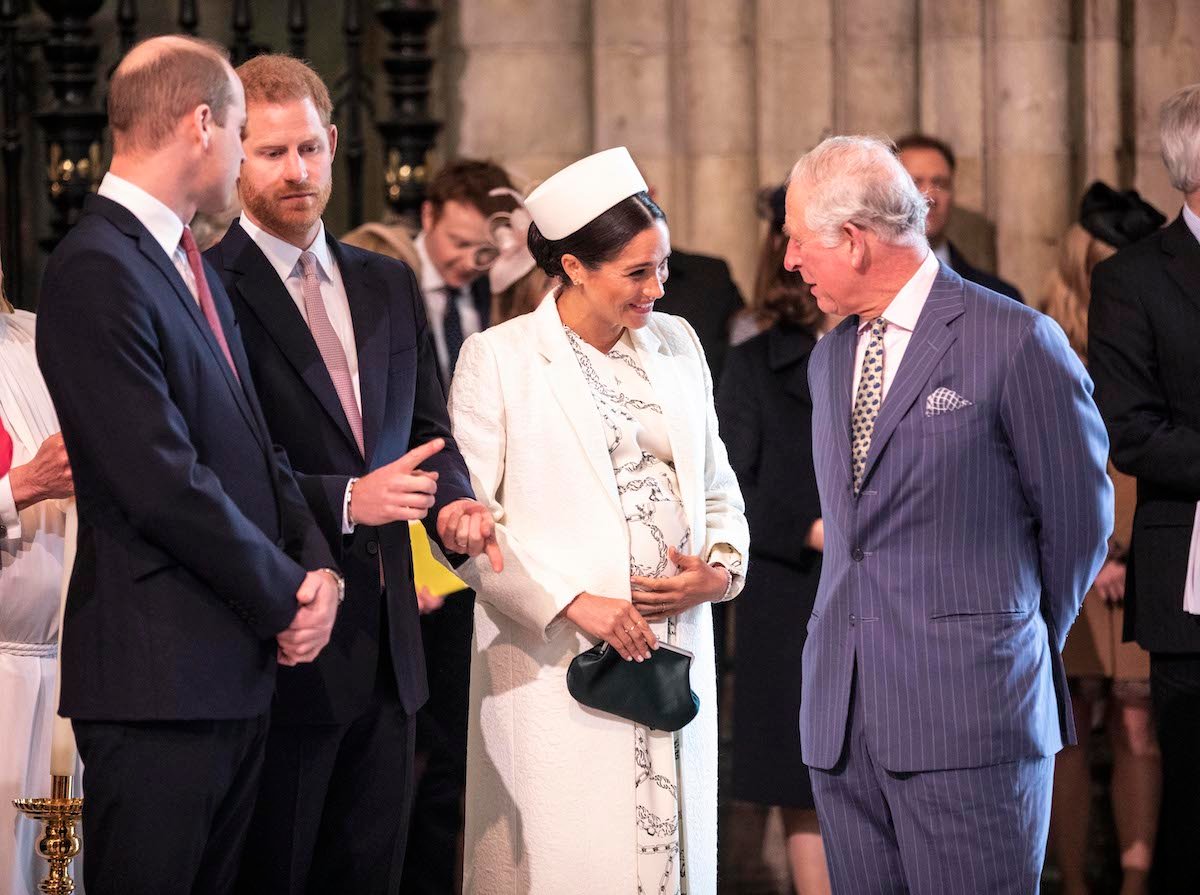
[717,185,833,895]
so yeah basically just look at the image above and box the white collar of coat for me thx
[533,288,666,361]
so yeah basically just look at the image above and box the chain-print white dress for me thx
[565,325,689,895]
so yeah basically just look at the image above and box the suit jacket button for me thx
[366,540,379,556]
[851,547,865,562]
[849,613,857,625]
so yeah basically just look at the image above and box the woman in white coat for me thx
[448,148,749,894]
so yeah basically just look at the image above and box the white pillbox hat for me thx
[524,147,649,241]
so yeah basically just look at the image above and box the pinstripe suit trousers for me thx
[811,667,1053,895]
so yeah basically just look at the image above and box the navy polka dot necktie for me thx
[851,317,888,494]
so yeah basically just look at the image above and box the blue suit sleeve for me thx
[999,314,1113,650]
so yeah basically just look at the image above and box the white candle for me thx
[49,502,78,779]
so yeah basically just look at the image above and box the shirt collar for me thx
[97,172,185,259]
[239,214,333,283]
[414,232,447,295]
[1182,203,1200,247]
[856,249,941,335]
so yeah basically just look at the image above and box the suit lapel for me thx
[857,269,965,490]
[628,324,699,533]
[222,224,363,460]
[826,319,858,493]
[332,237,387,465]
[1162,215,1200,315]
[532,295,622,515]
[113,210,264,444]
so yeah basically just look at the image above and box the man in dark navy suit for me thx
[895,132,1024,304]
[35,37,340,895]
[206,55,498,895]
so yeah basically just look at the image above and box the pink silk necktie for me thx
[180,226,240,381]
[298,251,364,456]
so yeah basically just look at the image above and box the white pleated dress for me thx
[0,310,75,895]
[564,325,689,895]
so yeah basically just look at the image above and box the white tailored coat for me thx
[449,293,749,895]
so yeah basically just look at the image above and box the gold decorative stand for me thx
[13,775,83,894]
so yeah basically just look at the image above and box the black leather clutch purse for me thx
[566,641,700,732]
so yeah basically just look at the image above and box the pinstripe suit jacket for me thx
[801,265,1112,773]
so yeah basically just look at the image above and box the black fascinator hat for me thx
[1078,181,1166,249]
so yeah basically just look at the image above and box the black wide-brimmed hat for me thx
[1079,181,1166,248]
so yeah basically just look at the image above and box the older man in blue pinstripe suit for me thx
[786,136,1113,894]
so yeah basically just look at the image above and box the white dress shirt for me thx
[415,232,483,380]
[239,215,362,534]
[850,249,941,408]
[1182,202,1200,245]
[238,216,361,413]
[98,172,198,302]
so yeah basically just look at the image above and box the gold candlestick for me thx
[13,774,83,895]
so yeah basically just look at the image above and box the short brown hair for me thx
[426,159,516,219]
[237,53,332,127]
[893,133,956,172]
[109,36,233,154]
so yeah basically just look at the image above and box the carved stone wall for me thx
[443,0,1200,302]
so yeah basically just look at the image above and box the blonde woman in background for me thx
[1041,182,1165,895]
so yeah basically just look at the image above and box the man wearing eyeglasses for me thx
[407,160,516,387]
[895,133,1024,304]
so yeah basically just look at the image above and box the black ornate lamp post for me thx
[1,0,27,302]
[375,0,440,226]
[34,0,107,251]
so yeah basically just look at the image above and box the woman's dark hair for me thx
[527,191,666,281]
[751,229,823,334]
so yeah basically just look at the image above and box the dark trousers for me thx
[400,588,474,894]
[810,670,1052,895]
[1149,651,1200,893]
[73,715,269,895]
[235,675,416,895]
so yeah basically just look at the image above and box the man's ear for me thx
[845,223,869,271]
[327,124,338,161]
[192,104,213,151]
[420,200,436,234]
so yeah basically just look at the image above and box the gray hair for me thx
[789,135,929,249]
[1160,84,1200,193]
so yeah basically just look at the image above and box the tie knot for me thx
[298,251,319,280]
[870,317,888,337]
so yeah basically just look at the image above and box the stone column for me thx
[754,0,834,184]
[986,0,1072,303]
[833,0,918,136]
[1131,0,1200,214]
[919,2,986,209]
[1079,0,1126,189]
[919,1,996,269]
[592,0,674,208]
[671,0,758,287]
[452,0,592,187]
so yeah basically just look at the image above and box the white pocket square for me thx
[925,387,973,417]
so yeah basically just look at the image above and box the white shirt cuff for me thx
[0,473,22,541]
[342,478,357,535]
[706,543,744,601]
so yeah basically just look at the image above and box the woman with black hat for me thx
[1041,182,1165,895]
[447,147,748,894]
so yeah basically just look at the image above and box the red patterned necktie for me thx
[299,251,364,456]
[179,226,239,381]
